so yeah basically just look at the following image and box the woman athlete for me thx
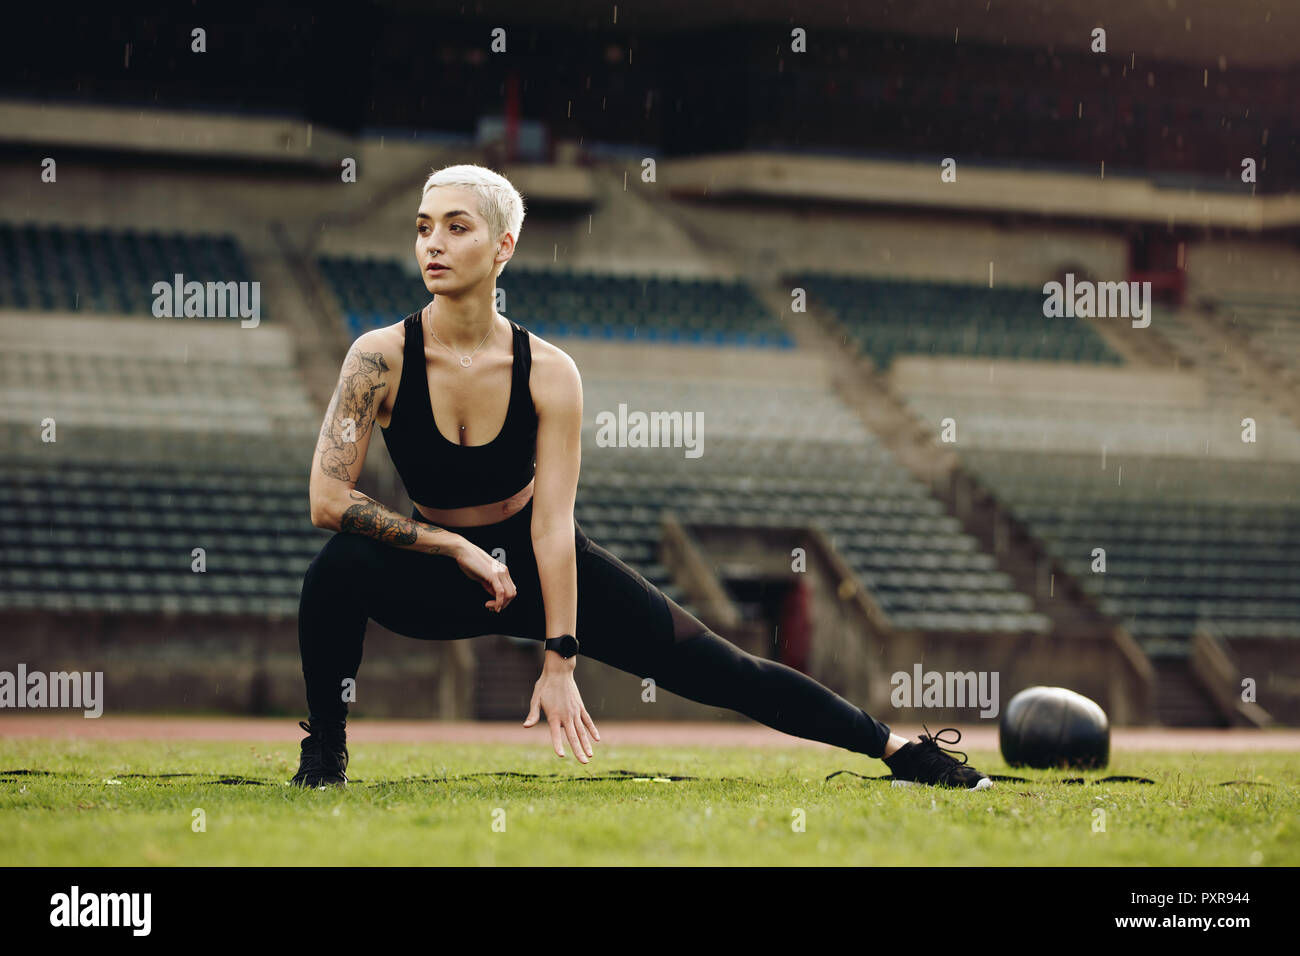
[292,164,993,791]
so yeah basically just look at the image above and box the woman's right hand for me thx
[454,539,518,613]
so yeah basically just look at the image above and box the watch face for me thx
[550,635,578,658]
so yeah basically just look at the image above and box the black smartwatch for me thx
[544,634,579,660]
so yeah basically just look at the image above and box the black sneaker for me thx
[289,719,349,788]
[883,725,992,790]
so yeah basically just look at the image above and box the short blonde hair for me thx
[421,164,526,279]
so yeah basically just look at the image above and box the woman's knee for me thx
[664,594,710,643]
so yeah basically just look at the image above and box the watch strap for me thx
[544,634,579,659]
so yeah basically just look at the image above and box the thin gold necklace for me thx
[425,305,494,368]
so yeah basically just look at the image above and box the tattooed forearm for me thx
[338,490,457,556]
[318,347,389,482]
[340,498,417,545]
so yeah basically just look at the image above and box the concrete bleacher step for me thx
[1152,656,1226,727]
[472,637,544,720]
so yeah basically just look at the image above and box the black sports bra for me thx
[379,310,538,510]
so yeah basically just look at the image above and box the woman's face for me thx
[415,186,507,293]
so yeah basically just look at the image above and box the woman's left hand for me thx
[523,664,600,764]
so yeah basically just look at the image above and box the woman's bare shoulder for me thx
[518,325,581,412]
[357,318,407,370]
[346,319,408,427]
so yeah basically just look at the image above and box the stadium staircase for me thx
[1152,656,1228,727]
[266,222,353,407]
[748,276,1161,723]
[1181,298,1300,429]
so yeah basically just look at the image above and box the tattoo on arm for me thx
[339,490,450,555]
[318,347,389,482]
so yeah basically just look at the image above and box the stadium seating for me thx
[963,450,1300,653]
[0,428,325,616]
[1214,292,1300,378]
[0,223,263,320]
[868,297,1300,654]
[0,303,322,616]
[797,272,1124,369]
[576,376,1050,633]
[319,258,797,348]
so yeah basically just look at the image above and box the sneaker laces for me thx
[911,724,973,781]
[296,720,346,778]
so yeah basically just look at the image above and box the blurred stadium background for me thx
[2,0,1298,730]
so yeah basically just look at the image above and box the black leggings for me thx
[297,498,893,758]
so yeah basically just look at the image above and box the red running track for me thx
[1,715,1298,751]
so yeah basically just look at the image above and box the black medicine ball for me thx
[999,685,1110,769]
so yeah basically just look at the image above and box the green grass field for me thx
[2,738,1296,865]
